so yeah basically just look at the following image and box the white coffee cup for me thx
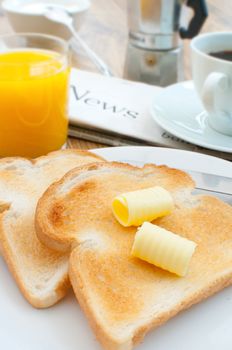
[191,32,232,137]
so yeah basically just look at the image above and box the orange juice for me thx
[0,49,70,157]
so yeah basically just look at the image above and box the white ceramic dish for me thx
[150,81,232,153]
[2,0,90,39]
[0,146,232,350]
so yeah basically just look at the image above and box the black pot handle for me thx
[179,0,208,39]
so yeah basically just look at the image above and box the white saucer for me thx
[150,81,232,153]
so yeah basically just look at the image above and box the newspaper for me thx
[69,69,232,161]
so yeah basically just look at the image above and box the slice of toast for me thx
[0,149,103,308]
[35,162,232,349]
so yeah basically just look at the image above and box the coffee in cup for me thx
[191,32,232,137]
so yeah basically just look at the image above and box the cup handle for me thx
[202,72,231,114]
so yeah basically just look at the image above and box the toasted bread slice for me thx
[0,150,103,308]
[35,162,232,349]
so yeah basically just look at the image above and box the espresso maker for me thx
[124,0,208,86]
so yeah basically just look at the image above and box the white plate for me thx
[150,81,232,153]
[1,146,232,350]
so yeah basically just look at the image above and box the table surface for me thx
[0,0,231,151]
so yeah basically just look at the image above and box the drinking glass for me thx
[0,33,70,157]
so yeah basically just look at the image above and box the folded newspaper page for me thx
[69,69,232,161]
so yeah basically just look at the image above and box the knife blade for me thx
[186,170,232,205]
[186,170,232,195]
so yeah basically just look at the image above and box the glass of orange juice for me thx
[0,33,70,158]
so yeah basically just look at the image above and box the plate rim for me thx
[92,145,232,176]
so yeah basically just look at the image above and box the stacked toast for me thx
[0,150,231,350]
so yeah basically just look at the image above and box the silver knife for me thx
[186,170,232,205]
